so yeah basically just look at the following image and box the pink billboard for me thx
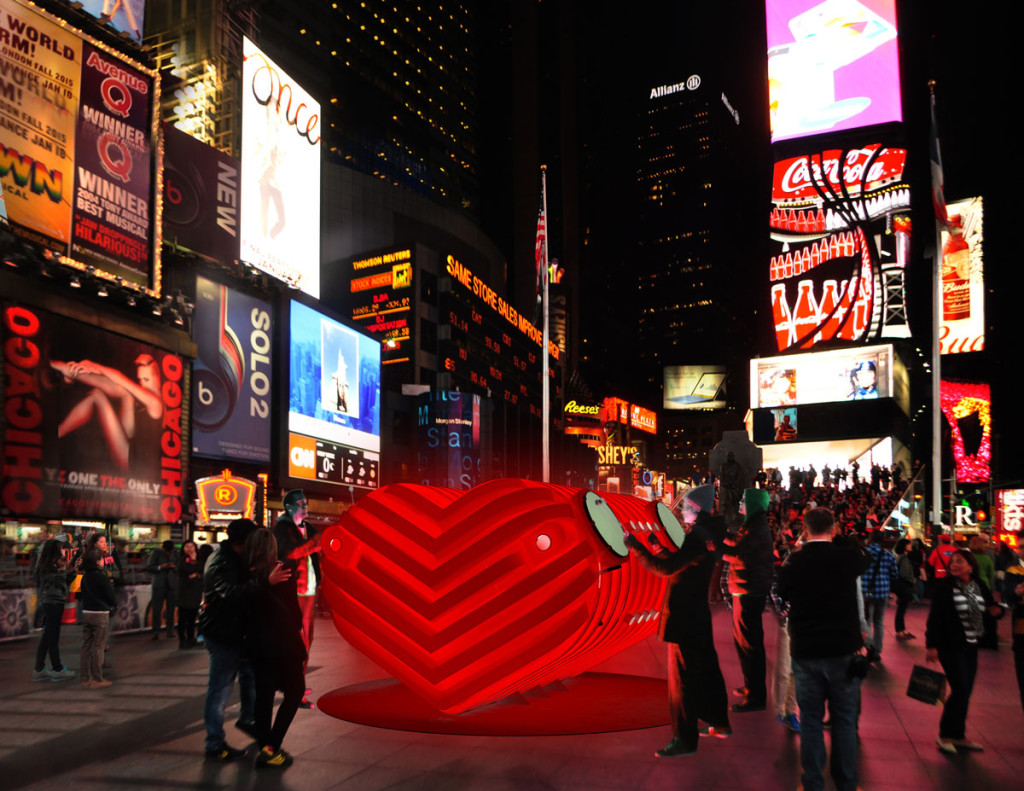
[766,0,902,142]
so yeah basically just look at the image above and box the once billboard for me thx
[751,344,894,409]
[191,276,273,463]
[0,0,159,290]
[240,38,321,298]
[1,301,183,522]
[766,0,901,143]
[939,197,984,355]
[664,365,728,410]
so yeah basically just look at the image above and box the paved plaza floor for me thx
[2,600,1021,790]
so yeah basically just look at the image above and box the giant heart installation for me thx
[319,478,686,714]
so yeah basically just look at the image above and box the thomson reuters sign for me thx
[564,400,600,416]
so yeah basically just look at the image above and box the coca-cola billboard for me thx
[768,143,912,353]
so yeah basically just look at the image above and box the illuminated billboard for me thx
[68,1,146,44]
[348,248,413,363]
[664,365,727,410]
[163,125,240,264]
[416,391,484,489]
[288,300,380,490]
[1,301,183,522]
[769,144,911,351]
[191,276,273,463]
[940,380,990,484]
[940,197,984,355]
[0,0,160,292]
[766,0,901,143]
[751,344,894,409]
[630,404,657,435]
[240,38,321,297]
[995,490,1024,536]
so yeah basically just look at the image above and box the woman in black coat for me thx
[925,548,1002,754]
[80,549,117,687]
[176,540,203,648]
[244,529,307,769]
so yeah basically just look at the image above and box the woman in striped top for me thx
[925,548,1002,754]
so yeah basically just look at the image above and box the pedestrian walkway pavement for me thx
[1,600,1021,790]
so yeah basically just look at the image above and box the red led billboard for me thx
[940,380,991,484]
[769,144,911,352]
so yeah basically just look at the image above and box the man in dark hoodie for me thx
[625,484,731,757]
[200,518,290,761]
[721,488,774,712]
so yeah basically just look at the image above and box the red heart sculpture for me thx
[320,479,682,713]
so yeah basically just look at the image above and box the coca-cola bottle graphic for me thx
[837,278,856,340]
[793,280,819,348]
[942,215,970,320]
[771,283,795,351]
[819,280,840,342]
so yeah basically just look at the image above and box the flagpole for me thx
[929,81,943,531]
[540,165,550,483]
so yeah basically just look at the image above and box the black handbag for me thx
[907,664,947,704]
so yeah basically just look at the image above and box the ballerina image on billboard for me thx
[321,322,359,418]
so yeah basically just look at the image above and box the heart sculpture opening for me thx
[320,478,684,713]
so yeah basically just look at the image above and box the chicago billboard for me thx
[1,301,183,521]
[191,276,272,463]
[0,0,160,290]
[769,144,911,352]
[240,37,321,298]
[766,0,901,143]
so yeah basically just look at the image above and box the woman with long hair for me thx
[32,539,76,682]
[926,548,1003,754]
[177,540,203,649]
[244,529,306,769]
[80,549,117,688]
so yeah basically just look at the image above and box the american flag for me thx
[534,203,547,298]
[929,89,949,232]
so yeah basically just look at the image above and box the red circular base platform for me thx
[316,672,669,736]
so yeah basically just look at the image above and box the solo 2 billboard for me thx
[0,0,160,291]
[240,37,321,298]
[191,276,272,463]
[1,301,183,522]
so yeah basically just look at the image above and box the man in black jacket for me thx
[777,507,869,791]
[625,485,730,757]
[273,490,321,704]
[201,518,290,761]
[721,488,774,712]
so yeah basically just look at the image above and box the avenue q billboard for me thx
[240,37,321,298]
[0,0,160,292]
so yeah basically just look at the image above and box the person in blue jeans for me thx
[200,519,290,761]
[777,507,870,791]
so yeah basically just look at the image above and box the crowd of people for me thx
[27,488,322,771]
[631,469,1024,791]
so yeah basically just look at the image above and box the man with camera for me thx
[777,507,870,791]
